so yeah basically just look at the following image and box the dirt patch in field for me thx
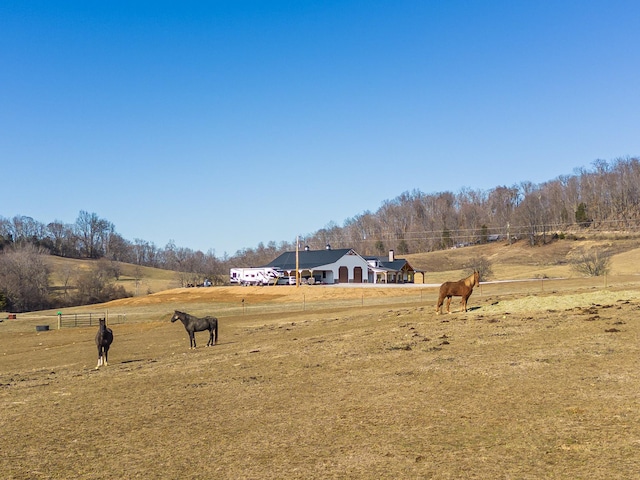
[118,284,426,305]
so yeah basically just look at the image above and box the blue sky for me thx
[2,1,639,256]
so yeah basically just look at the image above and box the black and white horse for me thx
[171,310,218,349]
[95,317,113,369]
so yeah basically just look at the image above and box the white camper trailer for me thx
[229,267,282,286]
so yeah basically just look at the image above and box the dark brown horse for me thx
[171,310,218,349]
[95,317,113,369]
[436,270,480,314]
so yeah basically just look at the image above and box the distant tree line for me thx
[0,210,226,277]
[229,157,640,266]
[0,210,227,312]
[1,156,638,311]
[296,156,640,253]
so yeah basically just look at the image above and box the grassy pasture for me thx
[406,235,640,281]
[44,255,181,298]
[2,275,640,479]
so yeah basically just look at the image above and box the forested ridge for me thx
[238,156,640,264]
[1,156,639,311]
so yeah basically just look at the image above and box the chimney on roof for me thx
[304,245,310,251]
[389,249,395,262]
[325,244,331,250]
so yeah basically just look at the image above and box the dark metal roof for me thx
[365,256,416,272]
[265,248,356,270]
[382,259,412,271]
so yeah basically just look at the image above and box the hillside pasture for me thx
[2,278,640,479]
[406,236,640,282]
[45,255,181,298]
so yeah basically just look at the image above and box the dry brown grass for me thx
[2,241,640,478]
[3,279,640,479]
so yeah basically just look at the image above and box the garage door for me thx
[338,266,348,283]
[354,266,363,283]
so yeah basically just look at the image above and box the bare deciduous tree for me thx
[75,211,114,259]
[73,261,129,305]
[465,256,493,281]
[0,244,51,312]
[570,249,611,277]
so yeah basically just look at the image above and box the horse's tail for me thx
[213,318,219,344]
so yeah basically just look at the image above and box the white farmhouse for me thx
[265,246,370,284]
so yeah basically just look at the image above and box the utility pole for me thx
[296,235,300,288]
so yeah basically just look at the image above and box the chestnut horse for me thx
[435,270,480,314]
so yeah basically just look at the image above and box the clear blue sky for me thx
[2,1,638,256]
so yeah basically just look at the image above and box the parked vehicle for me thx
[230,267,282,286]
[276,276,297,285]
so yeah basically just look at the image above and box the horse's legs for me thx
[435,294,444,314]
[190,331,196,349]
[462,293,472,312]
[207,328,214,347]
[445,296,452,313]
[96,347,103,369]
[103,346,109,366]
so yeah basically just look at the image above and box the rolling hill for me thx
[41,235,640,302]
